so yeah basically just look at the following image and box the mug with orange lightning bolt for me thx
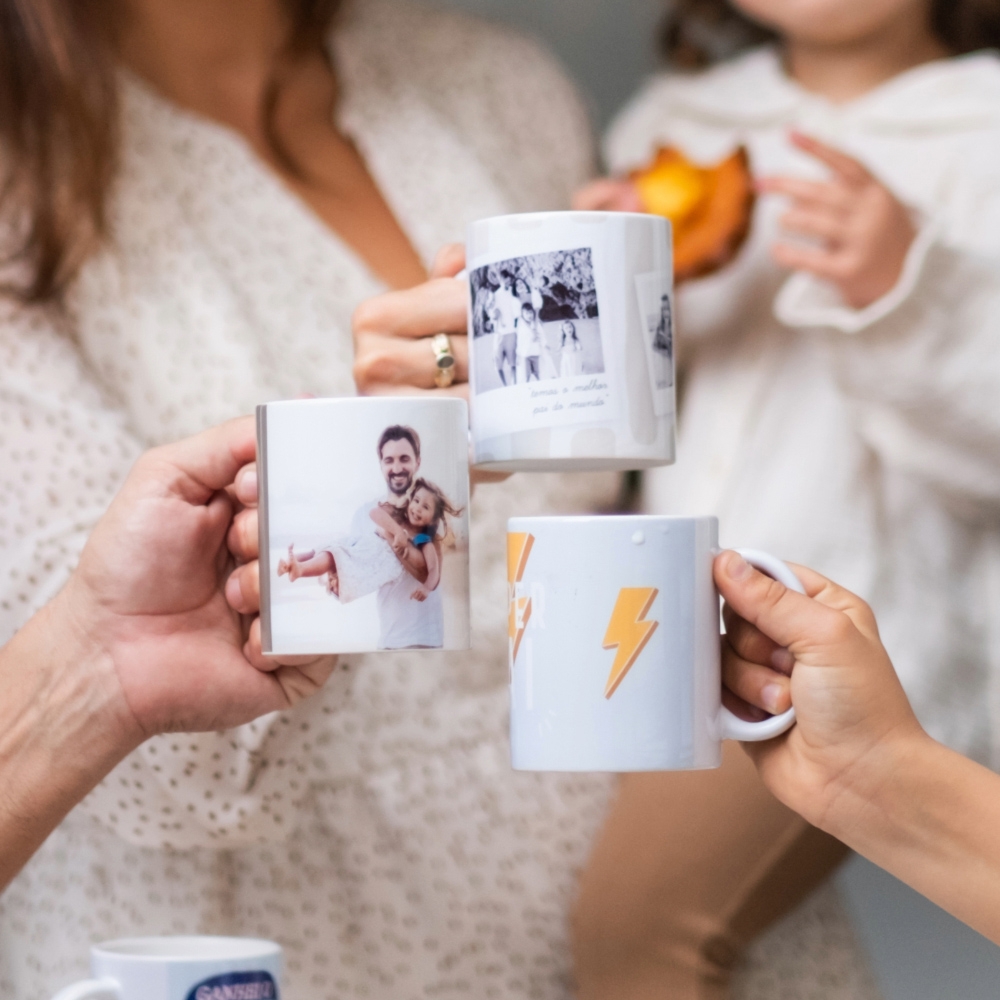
[507,515,804,772]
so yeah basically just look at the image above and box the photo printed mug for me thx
[467,211,675,472]
[507,515,803,771]
[257,397,471,655]
[51,936,282,1000]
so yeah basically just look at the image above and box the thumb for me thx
[714,550,851,655]
[148,416,257,502]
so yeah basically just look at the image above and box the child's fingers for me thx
[780,206,846,245]
[722,647,793,716]
[789,131,870,185]
[723,605,796,675]
[721,685,771,723]
[756,176,850,212]
[227,507,258,563]
[714,550,849,653]
[225,560,260,615]
[771,241,846,281]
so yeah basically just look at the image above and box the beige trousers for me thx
[571,742,848,1000]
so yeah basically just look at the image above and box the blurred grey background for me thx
[434,0,1000,995]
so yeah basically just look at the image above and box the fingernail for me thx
[771,648,795,675]
[761,683,785,714]
[226,573,243,610]
[726,552,753,580]
[237,468,257,501]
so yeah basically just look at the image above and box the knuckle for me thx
[353,348,399,388]
[351,297,387,336]
[821,612,856,647]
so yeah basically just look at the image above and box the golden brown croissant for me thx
[630,146,755,282]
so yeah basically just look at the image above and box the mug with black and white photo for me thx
[467,211,675,472]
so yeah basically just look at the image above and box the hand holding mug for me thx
[715,549,925,832]
[70,417,336,739]
[352,244,470,398]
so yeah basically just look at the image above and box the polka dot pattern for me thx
[0,2,620,996]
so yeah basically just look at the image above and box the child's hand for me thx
[758,132,916,309]
[572,178,644,213]
[714,550,927,837]
[410,588,428,602]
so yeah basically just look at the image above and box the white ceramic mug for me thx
[506,515,802,771]
[467,211,675,472]
[257,397,471,654]
[51,936,282,1000]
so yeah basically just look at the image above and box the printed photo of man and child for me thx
[266,417,469,652]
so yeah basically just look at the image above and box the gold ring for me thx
[431,332,456,388]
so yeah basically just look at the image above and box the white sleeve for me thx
[800,239,1000,510]
[0,301,142,637]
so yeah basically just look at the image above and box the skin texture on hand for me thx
[351,242,510,486]
[759,131,917,309]
[75,416,336,739]
[715,549,924,831]
[716,550,1000,945]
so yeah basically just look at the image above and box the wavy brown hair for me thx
[0,0,341,305]
[662,0,1000,68]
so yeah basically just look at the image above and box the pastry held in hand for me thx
[631,146,755,281]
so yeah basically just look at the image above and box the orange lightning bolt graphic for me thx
[602,587,659,698]
[507,532,535,663]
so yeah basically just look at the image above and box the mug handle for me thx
[718,548,805,742]
[51,978,122,1000]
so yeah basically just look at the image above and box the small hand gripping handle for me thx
[718,548,805,742]
[51,978,122,1000]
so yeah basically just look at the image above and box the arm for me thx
[369,507,429,583]
[369,503,406,540]
[422,541,441,592]
[714,550,1000,944]
[0,306,335,848]
[0,419,335,893]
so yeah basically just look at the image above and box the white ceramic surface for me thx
[52,936,283,1000]
[507,515,801,771]
[467,211,675,471]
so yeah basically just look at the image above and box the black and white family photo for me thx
[470,247,605,394]
[262,401,470,654]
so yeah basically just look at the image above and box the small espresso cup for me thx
[51,936,282,1000]
[257,397,471,655]
[506,515,802,771]
[467,211,675,472]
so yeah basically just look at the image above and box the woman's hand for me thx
[352,242,511,485]
[759,131,916,309]
[66,415,337,742]
[714,549,927,836]
[353,243,469,398]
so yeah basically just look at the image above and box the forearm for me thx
[0,586,139,892]
[827,735,1000,944]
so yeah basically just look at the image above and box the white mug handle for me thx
[51,978,122,1000]
[718,548,805,742]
